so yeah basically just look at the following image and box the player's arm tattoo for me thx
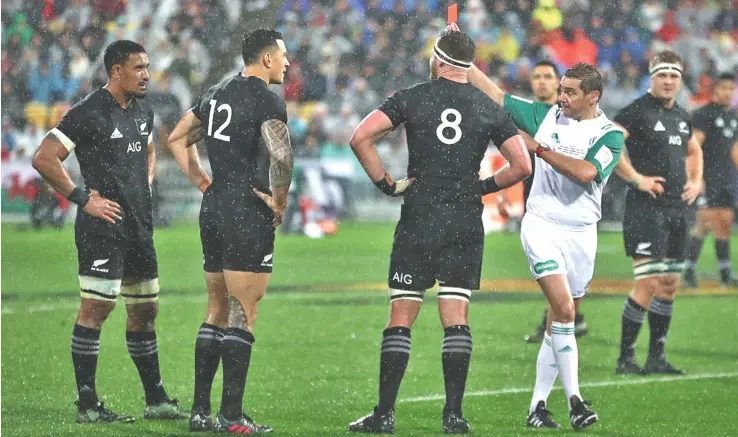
[261,119,294,189]
[228,296,248,331]
[187,125,205,145]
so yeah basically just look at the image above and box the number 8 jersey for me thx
[378,77,519,205]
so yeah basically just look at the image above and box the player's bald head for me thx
[433,30,475,69]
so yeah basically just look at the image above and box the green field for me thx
[2,223,737,437]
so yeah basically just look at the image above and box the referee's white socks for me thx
[529,333,558,414]
[551,321,582,411]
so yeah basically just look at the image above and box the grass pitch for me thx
[2,223,737,436]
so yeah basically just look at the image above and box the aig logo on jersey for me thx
[127,141,142,153]
[668,135,682,146]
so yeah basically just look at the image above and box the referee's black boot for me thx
[349,407,395,434]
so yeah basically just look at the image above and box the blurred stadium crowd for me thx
[2,0,738,228]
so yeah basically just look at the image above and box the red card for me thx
[447,4,457,24]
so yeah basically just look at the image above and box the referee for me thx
[32,40,185,423]
[613,50,703,375]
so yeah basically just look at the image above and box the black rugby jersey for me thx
[615,93,693,208]
[378,77,518,205]
[52,88,155,239]
[692,102,737,189]
[191,74,287,206]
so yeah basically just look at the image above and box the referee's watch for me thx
[535,142,551,157]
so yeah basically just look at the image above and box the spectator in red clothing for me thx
[657,10,681,43]
[546,26,598,68]
[283,63,305,102]
[94,0,126,21]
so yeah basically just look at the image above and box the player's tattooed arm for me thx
[168,109,204,146]
[168,110,211,192]
[261,119,294,204]
[228,296,248,331]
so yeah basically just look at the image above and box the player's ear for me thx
[263,51,272,69]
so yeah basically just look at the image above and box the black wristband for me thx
[67,187,90,207]
[482,176,502,194]
[373,174,395,196]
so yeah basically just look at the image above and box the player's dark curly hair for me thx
[436,30,476,65]
[563,63,603,101]
[103,40,146,75]
[242,28,284,66]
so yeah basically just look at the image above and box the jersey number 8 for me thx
[436,108,462,145]
[208,99,232,142]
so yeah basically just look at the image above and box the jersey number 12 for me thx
[437,108,462,145]
[208,99,232,142]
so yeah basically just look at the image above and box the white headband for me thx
[433,41,472,70]
[650,62,682,77]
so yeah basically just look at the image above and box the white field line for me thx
[400,372,738,403]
